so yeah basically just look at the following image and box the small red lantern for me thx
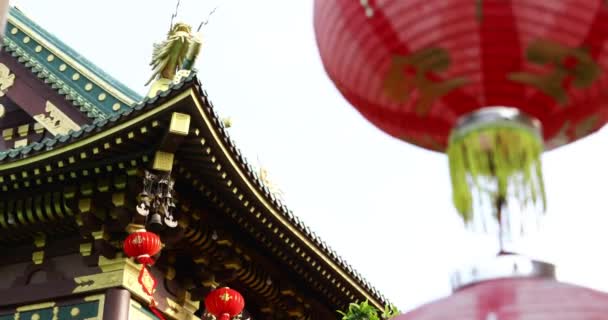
[205,287,245,320]
[123,229,162,265]
[123,229,165,320]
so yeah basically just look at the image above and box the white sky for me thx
[12,0,608,312]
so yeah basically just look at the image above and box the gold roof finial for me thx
[146,20,202,97]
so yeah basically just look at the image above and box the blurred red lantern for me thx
[314,1,608,249]
[123,229,162,265]
[314,0,608,151]
[394,278,608,320]
[205,287,245,320]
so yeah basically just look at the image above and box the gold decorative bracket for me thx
[33,101,81,136]
[150,112,192,172]
[152,151,175,172]
[0,63,15,118]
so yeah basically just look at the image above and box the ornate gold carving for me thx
[0,62,15,99]
[0,63,15,118]
[169,112,191,136]
[146,23,202,86]
[73,270,123,293]
[152,151,174,172]
[33,101,81,136]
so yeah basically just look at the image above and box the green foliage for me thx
[447,121,546,222]
[338,301,399,320]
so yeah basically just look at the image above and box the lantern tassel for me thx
[137,254,155,266]
[448,117,546,250]
[219,314,231,320]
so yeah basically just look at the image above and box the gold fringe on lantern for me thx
[448,117,546,226]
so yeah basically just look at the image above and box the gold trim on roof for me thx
[0,90,191,171]
[0,87,384,309]
[33,101,81,136]
[188,91,385,309]
[7,15,137,106]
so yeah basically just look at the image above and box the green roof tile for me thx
[3,7,142,119]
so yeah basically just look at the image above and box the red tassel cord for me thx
[137,265,166,320]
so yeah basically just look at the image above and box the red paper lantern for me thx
[394,278,608,320]
[205,287,245,320]
[314,0,608,151]
[314,1,608,241]
[123,229,165,320]
[123,229,162,265]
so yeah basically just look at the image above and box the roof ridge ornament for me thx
[145,22,202,98]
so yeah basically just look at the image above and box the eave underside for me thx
[0,84,390,318]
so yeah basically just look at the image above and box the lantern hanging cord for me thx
[447,119,546,224]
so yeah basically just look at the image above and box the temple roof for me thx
[0,6,393,312]
[3,7,141,119]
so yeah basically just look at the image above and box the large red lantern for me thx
[314,0,608,252]
[205,287,245,320]
[315,0,608,150]
[394,278,608,320]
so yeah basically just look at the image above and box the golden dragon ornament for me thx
[146,22,202,97]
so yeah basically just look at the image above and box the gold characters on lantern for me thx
[509,39,601,105]
[383,47,467,115]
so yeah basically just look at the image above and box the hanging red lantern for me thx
[123,229,165,320]
[315,0,608,150]
[123,229,162,265]
[205,287,245,320]
[314,0,608,250]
